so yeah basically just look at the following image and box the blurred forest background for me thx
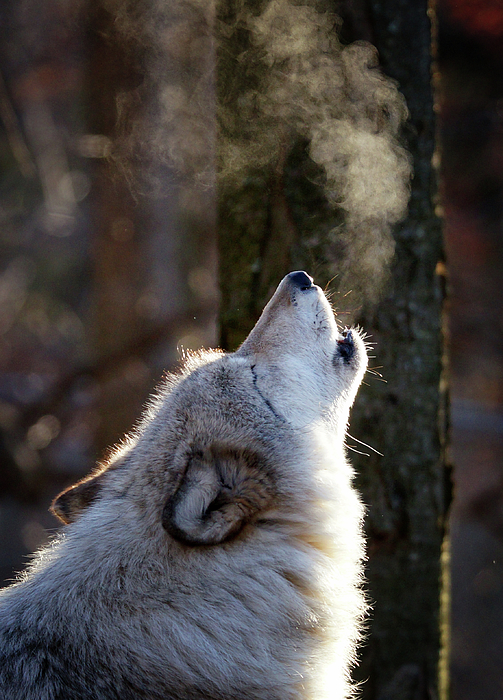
[0,0,502,699]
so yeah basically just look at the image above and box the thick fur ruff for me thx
[0,272,367,700]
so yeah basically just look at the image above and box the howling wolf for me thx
[0,271,368,700]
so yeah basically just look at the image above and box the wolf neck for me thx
[249,355,350,436]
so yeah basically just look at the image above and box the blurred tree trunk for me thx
[86,2,152,454]
[217,2,450,700]
[86,2,218,456]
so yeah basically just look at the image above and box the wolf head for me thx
[237,270,367,425]
[51,271,367,549]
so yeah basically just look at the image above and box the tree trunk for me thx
[217,1,450,698]
[85,2,152,454]
[86,1,218,455]
[337,2,450,698]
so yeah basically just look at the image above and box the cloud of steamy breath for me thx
[106,0,412,300]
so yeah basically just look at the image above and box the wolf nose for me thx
[287,271,314,290]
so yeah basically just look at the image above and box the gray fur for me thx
[0,272,368,700]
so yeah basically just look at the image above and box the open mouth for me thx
[336,329,356,364]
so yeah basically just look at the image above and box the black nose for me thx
[287,271,314,290]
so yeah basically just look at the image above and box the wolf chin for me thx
[0,271,368,700]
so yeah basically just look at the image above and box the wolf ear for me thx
[162,446,273,546]
[50,469,107,524]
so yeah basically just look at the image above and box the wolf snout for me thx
[286,271,314,290]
